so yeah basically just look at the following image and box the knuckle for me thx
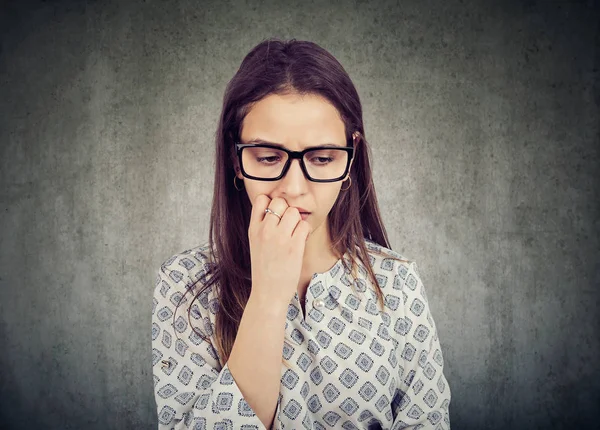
[285,207,300,217]
[278,196,291,206]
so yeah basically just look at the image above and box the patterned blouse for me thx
[152,239,451,429]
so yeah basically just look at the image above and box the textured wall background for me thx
[1,0,598,429]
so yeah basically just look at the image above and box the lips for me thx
[293,207,310,214]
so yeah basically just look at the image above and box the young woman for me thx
[152,38,451,430]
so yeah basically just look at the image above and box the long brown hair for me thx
[173,38,409,370]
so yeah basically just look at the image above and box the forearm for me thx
[227,294,288,429]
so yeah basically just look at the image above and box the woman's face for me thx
[235,92,356,237]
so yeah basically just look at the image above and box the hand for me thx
[247,195,311,306]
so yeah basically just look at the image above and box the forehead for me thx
[240,93,346,146]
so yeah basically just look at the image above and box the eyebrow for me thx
[245,138,345,149]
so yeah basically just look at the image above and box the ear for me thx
[233,164,244,180]
[346,132,360,174]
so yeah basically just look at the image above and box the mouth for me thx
[292,207,311,214]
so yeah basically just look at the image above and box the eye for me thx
[256,155,282,164]
[310,156,334,165]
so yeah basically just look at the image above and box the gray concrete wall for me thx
[1,0,598,429]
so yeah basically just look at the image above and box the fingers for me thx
[273,201,310,242]
[277,205,301,233]
[251,194,289,225]
[263,197,289,228]
[293,218,311,242]
[250,194,271,226]
[250,195,306,240]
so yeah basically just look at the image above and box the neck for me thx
[301,218,340,278]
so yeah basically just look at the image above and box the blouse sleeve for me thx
[390,261,451,429]
[152,254,267,429]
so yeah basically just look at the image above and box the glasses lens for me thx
[241,146,349,180]
[241,146,289,179]
[303,148,348,180]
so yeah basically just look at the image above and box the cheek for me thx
[245,182,276,205]
[318,186,343,213]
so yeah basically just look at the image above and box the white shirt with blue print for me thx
[152,239,451,429]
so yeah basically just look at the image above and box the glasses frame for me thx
[234,142,355,183]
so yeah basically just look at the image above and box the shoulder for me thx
[154,240,218,310]
[363,238,416,277]
[359,239,428,307]
[158,240,214,275]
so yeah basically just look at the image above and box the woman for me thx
[152,38,451,430]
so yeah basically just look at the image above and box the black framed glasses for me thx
[235,142,354,182]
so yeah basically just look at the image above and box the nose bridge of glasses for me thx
[287,149,305,161]
[285,152,306,177]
